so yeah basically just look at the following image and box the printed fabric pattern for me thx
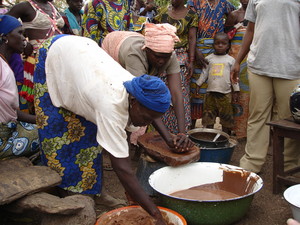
[34,35,103,194]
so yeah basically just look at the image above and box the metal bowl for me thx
[188,128,230,148]
[149,162,263,225]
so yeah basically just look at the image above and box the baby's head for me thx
[213,32,230,55]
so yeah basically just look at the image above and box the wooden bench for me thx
[267,118,300,194]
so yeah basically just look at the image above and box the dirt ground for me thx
[0,131,295,225]
[99,136,293,225]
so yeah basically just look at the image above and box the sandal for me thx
[103,163,113,171]
[95,193,127,208]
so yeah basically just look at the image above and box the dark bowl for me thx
[188,128,230,148]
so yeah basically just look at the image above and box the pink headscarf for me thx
[143,23,180,53]
[102,31,143,63]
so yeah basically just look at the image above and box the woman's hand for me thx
[232,91,239,103]
[195,50,208,69]
[153,213,167,225]
[23,42,33,57]
[167,133,194,153]
[230,62,240,84]
[154,219,167,225]
[187,61,194,79]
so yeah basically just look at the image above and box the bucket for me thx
[284,184,300,221]
[136,156,166,196]
[198,138,237,164]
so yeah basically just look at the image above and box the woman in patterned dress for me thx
[8,0,64,112]
[187,0,235,127]
[154,0,199,133]
[34,34,172,224]
[83,0,133,46]
[0,15,39,159]
[225,0,249,138]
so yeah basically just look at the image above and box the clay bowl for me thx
[95,205,187,225]
[149,162,263,225]
[284,184,300,221]
[188,128,230,148]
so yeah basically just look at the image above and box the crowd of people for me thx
[0,0,299,224]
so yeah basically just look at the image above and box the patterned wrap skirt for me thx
[190,38,214,120]
[34,35,103,194]
[229,26,249,138]
[160,47,192,134]
[0,121,39,159]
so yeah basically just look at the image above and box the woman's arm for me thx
[231,21,255,83]
[17,109,36,124]
[152,118,173,142]
[165,73,194,151]
[187,27,197,77]
[167,72,185,133]
[109,154,166,225]
[7,1,31,21]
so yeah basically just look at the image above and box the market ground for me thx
[99,137,294,225]
[0,126,296,225]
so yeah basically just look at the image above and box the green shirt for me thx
[154,7,198,49]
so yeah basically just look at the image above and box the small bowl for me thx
[95,205,187,225]
[188,128,230,148]
[284,184,300,221]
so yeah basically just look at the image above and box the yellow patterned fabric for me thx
[154,6,198,48]
[82,0,133,46]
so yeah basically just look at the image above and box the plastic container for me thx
[198,138,237,164]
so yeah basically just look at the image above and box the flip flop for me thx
[103,163,113,171]
[95,193,127,208]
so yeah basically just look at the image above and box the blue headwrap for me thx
[0,15,22,36]
[123,74,171,113]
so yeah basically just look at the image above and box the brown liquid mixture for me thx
[100,208,175,225]
[171,184,239,201]
[170,168,259,201]
[190,132,227,142]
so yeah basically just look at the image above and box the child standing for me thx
[196,32,239,135]
[61,0,83,36]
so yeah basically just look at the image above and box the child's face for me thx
[213,36,230,55]
[67,0,83,12]
[240,0,249,9]
[171,0,184,8]
[146,0,154,4]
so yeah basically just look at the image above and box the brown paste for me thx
[99,208,175,225]
[170,168,259,201]
[190,132,227,142]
